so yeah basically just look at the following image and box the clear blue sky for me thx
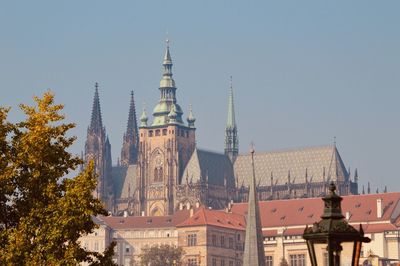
[1,1,399,192]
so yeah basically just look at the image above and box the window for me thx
[154,167,163,182]
[323,253,328,266]
[237,234,241,241]
[155,129,160,136]
[265,256,273,266]
[229,261,234,266]
[289,254,306,266]
[229,237,234,249]
[125,246,130,253]
[94,242,99,251]
[212,258,217,266]
[158,167,163,181]
[187,234,197,246]
[149,130,153,137]
[220,236,225,247]
[221,260,225,266]
[154,168,159,182]
[163,129,167,135]
[188,258,198,266]
[212,234,217,246]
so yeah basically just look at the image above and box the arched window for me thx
[158,167,163,181]
[154,168,159,182]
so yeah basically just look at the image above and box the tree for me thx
[0,92,116,265]
[139,244,184,266]
[279,257,289,266]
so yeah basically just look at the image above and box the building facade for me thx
[83,42,358,216]
[80,192,400,266]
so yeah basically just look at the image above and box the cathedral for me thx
[84,42,359,216]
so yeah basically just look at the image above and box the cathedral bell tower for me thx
[84,83,113,210]
[138,40,196,216]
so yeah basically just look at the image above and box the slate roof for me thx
[234,145,348,187]
[112,165,138,199]
[181,148,235,187]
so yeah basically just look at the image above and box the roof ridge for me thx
[196,148,228,156]
[237,144,335,156]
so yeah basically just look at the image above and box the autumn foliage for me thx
[0,92,115,265]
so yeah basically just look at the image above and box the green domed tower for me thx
[138,40,196,216]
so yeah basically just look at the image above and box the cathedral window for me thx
[158,167,163,181]
[154,167,163,182]
[154,168,159,182]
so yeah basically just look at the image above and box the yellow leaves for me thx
[0,92,111,265]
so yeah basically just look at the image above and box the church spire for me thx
[224,76,239,162]
[90,82,103,133]
[152,39,184,126]
[243,146,266,266]
[121,91,139,165]
[85,82,111,206]
[227,76,236,129]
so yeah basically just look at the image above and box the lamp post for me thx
[303,182,370,266]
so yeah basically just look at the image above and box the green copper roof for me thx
[226,79,236,129]
[150,40,185,127]
[139,104,148,127]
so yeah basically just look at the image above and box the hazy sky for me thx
[1,1,399,192]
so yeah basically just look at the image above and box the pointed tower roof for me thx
[226,76,236,129]
[159,38,175,88]
[152,39,184,126]
[163,39,172,65]
[126,91,138,139]
[90,82,103,133]
[140,103,148,127]
[187,104,196,127]
[243,147,266,266]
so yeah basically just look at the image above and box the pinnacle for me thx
[90,82,103,133]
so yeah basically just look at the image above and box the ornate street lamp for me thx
[303,182,370,266]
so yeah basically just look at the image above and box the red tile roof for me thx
[231,192,400,228]
[100,209,191,229]
[176,207,246,231]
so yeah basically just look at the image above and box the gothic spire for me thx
[224,76,239,162]
[121,91,139,165]
[90,82,103,133]
[243,146,266,266]
[227,76,236,129]
[126,91,138,139]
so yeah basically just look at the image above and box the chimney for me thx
[377,198,383,218]
[189,207,194,217]
[123,211,128,217]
